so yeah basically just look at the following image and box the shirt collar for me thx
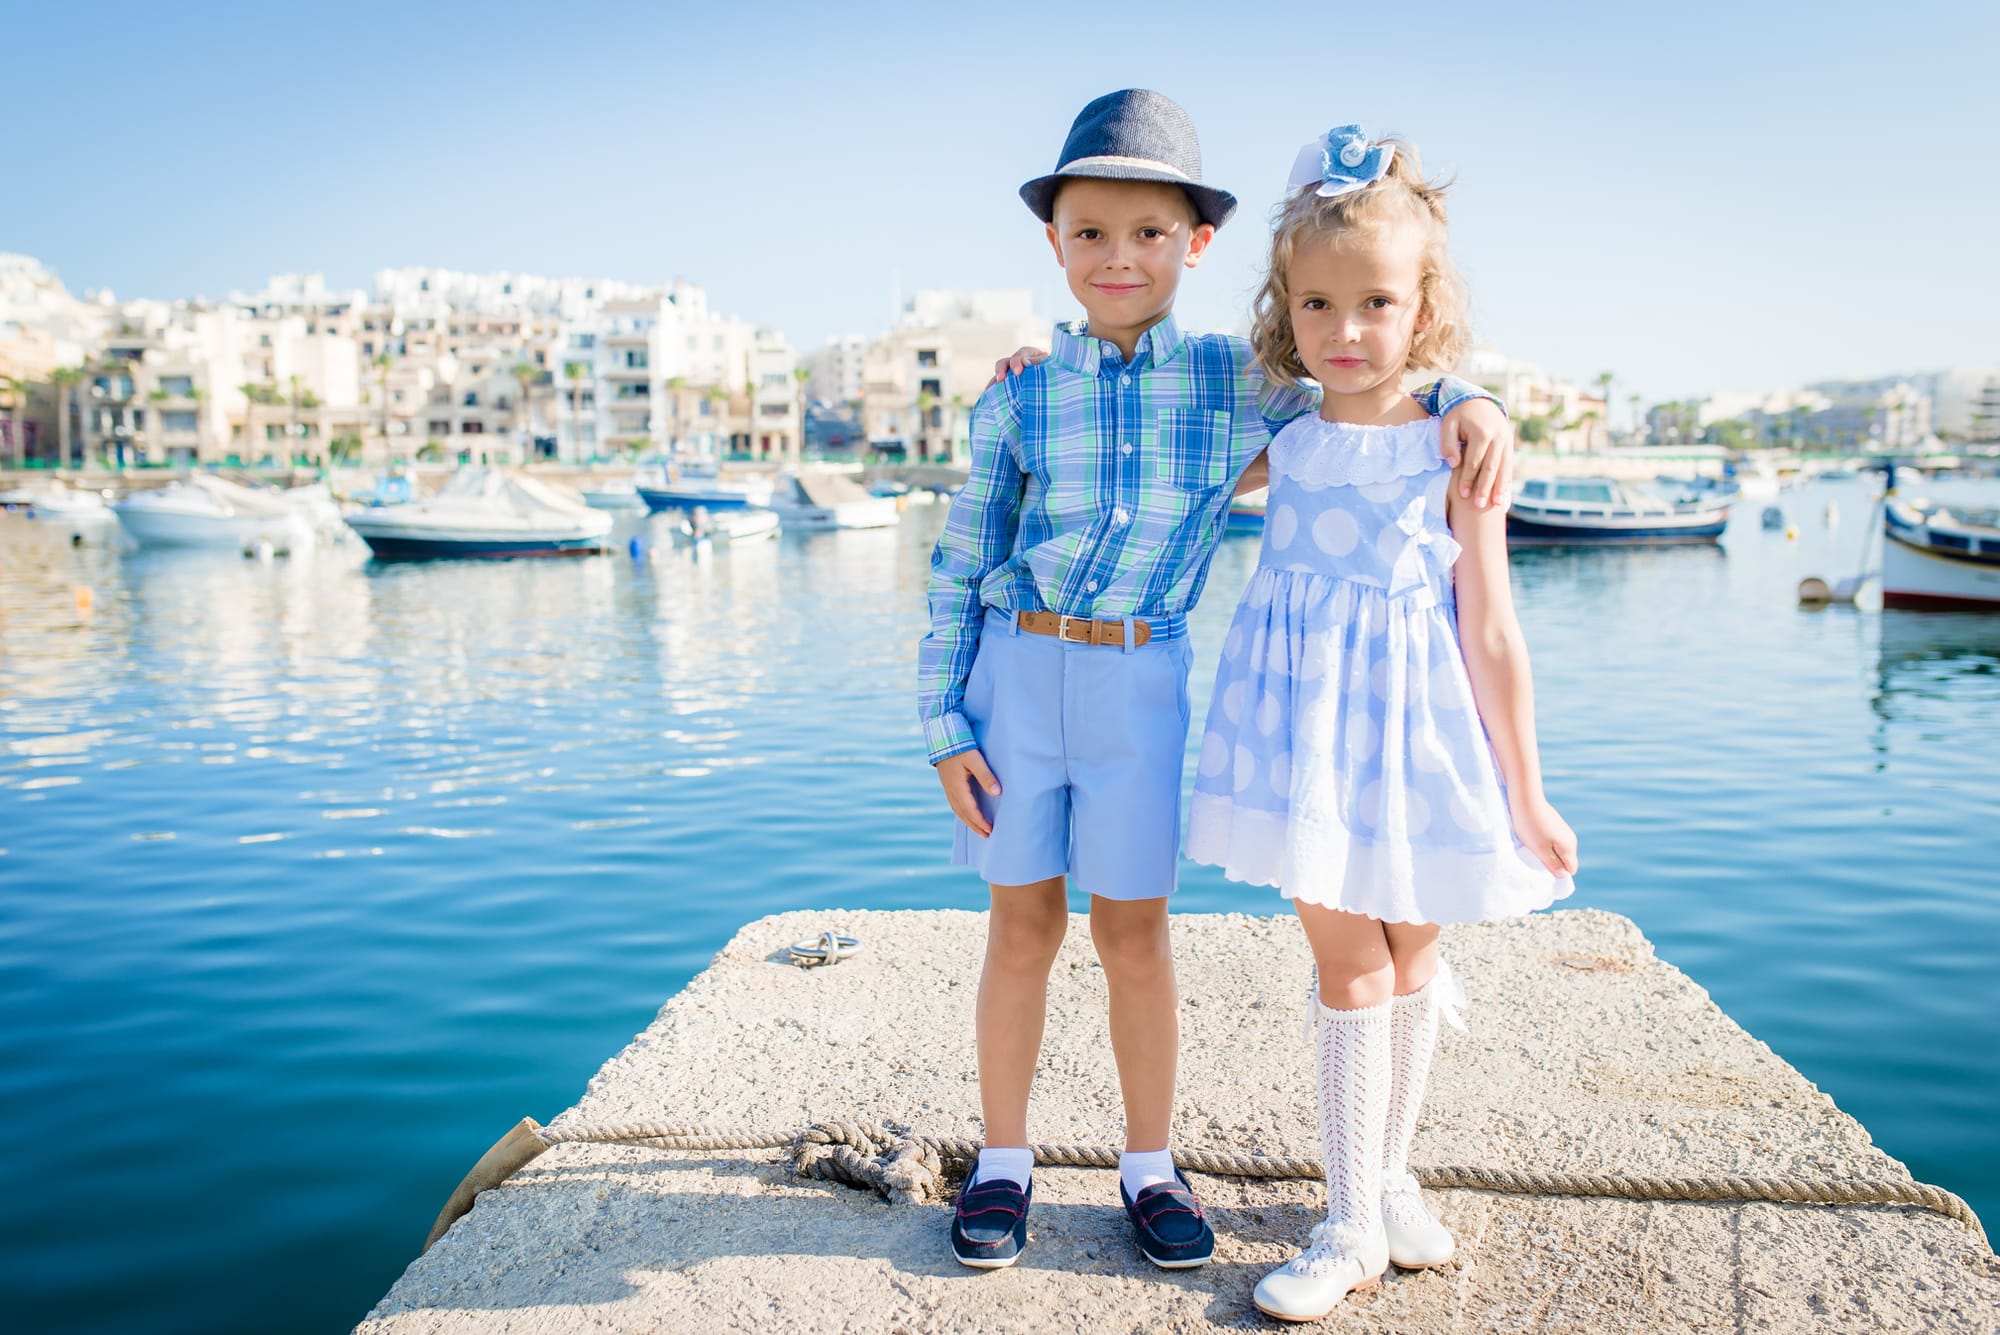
[1048,313,1186,377]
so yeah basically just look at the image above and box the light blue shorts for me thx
[952,607,1194,901]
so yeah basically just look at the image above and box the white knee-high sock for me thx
[1312,995,1391,1229]
[1384,977,1441,1191]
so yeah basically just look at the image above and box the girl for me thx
[1183,126,1578,1322]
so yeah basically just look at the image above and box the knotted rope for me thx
[525,1118,1988,1248]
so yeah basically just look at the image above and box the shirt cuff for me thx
[1435,377,1507,420]
[924,712,978,765]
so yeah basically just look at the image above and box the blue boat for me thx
[1507,476,1730,545]
[635,463,773,513]
[1225,487,1267,535]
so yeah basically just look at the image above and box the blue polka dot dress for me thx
[1185,414,1573,924]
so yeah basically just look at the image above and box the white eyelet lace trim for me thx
[1269,416,1444,489]
[1382,1173,1437,1230]
[1291,1218,1376,1277]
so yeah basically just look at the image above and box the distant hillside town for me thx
[1,252,1993,471]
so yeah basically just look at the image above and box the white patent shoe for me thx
[1252,1219,1389,1323]
[1382,1173,1454,1269]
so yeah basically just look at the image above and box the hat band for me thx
[1057,154,1193,182]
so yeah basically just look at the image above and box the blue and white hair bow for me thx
[1287,124,1394,198]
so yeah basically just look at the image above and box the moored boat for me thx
[1881,498,2000,610]
[114,475,338,550]
[4,479,115,523]
[766,469,899,530]
[636,461,772,512]
[672,506,780,547]
[1506,476,1730,544]
[344,467,612,559]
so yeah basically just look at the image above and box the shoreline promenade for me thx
[359,908,1996,1333]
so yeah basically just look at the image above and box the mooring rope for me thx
[529,1118,1989,1248]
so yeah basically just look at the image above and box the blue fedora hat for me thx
[1020,89,1237,228]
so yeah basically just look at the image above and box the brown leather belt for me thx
[1016,610,1153,647]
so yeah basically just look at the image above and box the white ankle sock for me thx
[1119,1148,1178,1198]
[973,1146,1033,1189]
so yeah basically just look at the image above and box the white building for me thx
[1456,346,1607,454]
[861,290,1047,463]
[551,282,790,464]
[804,335,867,407]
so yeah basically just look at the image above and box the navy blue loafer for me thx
[951,1175,1032,1269]
[1120,1168,1215,1269]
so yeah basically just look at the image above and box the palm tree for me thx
[563,360,590,459]
[509,360,539,461]
[145,387,169,460]
[665,375,687,458]
[51,366,84,467]
[916,389,938,461]
[1592,371,1614,445]
[705,384,729,460]
[0,375,27,468]
[947,394,968,464]
[792,366,810,464]
[1627,393,1645,446]
[373,353,395,465]
[329,432,363,466]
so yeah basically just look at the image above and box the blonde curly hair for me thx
[1250,138,1469,389]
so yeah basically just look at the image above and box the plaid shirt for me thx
[918,315,1490,763]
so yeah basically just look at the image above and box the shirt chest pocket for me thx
[1153,408,1233,493]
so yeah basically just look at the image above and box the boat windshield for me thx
[1553,481,1619,504]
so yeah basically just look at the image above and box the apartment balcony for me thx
[602,364,650,380]
[605,330,649,345]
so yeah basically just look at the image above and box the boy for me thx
[918,89,1511,1271]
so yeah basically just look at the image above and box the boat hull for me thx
[637,486,764,512]
[114,506,307,548]
[1505,514,1729,544]
[1881,530,2000,609]
[769,501,898,530]
[352,532,609,560]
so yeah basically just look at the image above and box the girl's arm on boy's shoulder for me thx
[917,382,1026,767]
[1445,490,1579,878]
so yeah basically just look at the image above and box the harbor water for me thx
[1,477,1995,1333]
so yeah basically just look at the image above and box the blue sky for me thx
[6,0,1995,406]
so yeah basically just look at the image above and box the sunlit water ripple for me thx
[1,478,1995,1332]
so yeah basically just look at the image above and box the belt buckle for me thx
[1056,614,1090,644]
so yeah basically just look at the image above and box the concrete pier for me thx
[359,909,1998,1332]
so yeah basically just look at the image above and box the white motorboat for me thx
[579,473,651,511]
[113,475,339,550]
[1507,476,1730,544]
[672,506,780,547]
[766,469,899,531]
[2,480,115,523]
[1882,498,2000,610]
[343,466,613,559]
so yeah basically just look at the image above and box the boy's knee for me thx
[1089,906,1172,978]
[988,887,1068,964]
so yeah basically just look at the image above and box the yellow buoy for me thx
[1785,525,1798,540]
[73,586,94,616]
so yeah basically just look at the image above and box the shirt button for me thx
[1113,507,1130,526]
[1086,580,1099,592]
[1121,375,1132,386]
[1120,442,1133,456]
